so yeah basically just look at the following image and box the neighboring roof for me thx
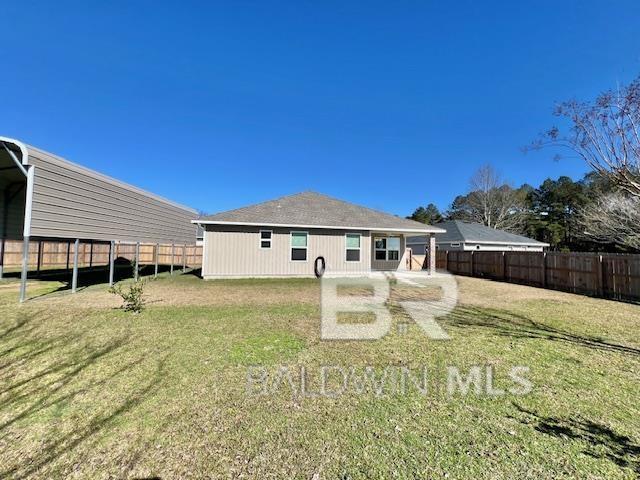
[196,191,445,233]
[407,220,549,246]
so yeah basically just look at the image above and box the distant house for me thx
[407,220,549,254]
[196,224,204,246]
[194,192,445,278]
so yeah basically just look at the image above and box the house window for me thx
[374,236,401,261]
[374,237,387,260]
[290,231,308,261]
[259,230,272,249]
[345,233,361,262]
[451,242,460,247]
[387,237,400,260]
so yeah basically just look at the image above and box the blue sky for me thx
[2,1,640,217]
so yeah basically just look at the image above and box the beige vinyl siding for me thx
[202,226,371,277]
[25,146,197,243]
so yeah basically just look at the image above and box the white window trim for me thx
[345,233,361,263]
[374,235,401,261]
[259,229,272,249]
[290,231,308,262]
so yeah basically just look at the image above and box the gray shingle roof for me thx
[407,220,549,246]
[198,191,444,233]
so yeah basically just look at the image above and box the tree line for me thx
[408,75,640,253]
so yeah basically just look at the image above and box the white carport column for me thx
[134,242,140,281]
[0,238,5,280]
[154,243,159,278]
[19,236,30,302]
[71,238,80,293]
[428,233,436,275]
[170,243,175,275]
[108,240,115,286]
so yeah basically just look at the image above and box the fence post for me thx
[597,254,604,297]
[444,250,449,272]
[170,243,175,275]
[470,251,475,276]
[89,240,94,269]
[541,252,547,288]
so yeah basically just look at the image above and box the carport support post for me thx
[428,233,436,275]
[36,240,42,277]
[170,243,174,275]
[108,240,115,287]
[154,243,159,278]
[19,236,29,302]
[71,238,80,293]
[134,242,140,282]
[0,238,5,280]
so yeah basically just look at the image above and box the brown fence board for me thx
[0,239,202,272]
[433,249,640,303]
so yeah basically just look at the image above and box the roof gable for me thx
[198,191,444,233]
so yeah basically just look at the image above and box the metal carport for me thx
[0,136,198,302]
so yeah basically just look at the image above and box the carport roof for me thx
[196,191,445,234]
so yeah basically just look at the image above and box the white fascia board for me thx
[192,220,447,234]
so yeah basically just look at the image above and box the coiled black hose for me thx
[314,256,326,277]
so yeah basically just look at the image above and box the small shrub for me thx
[109,279,147,313]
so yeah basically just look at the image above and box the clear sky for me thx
[2,1,640,217]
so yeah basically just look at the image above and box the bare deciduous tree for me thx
[531,76,640,198]
[449,164,526,232]
[578,192,640,250]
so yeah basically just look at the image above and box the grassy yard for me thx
[0,272,639,479]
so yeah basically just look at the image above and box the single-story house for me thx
[406,220,549,254]
[194,191,445,278]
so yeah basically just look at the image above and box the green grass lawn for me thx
[0,273,639,479]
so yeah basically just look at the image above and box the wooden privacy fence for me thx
[436,250,640,303]
[0,239,202,274]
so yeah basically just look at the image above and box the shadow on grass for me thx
[5,261,200,301]
[442,306,640,357]
[514,404,640,474]
[0,311,167,479]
